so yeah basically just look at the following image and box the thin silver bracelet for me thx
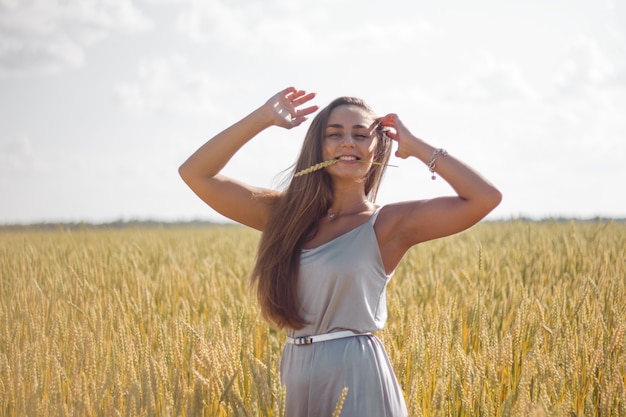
[427,148,448,180]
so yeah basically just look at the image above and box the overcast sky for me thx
[1,0,624,224]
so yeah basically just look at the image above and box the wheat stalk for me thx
[332,387,349,417]
[294,160,338,177]
[294,159,396,177]
[3,222,623,415]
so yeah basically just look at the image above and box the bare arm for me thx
[178,87,318,230]
[376,113,502,270]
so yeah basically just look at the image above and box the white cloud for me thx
[0,0,153,77]
[443,50,539,103]
[0,134,57,187]
[552,37,622,97]
[136,0,184,3]
[174,0,242,44]
[541,38,626,152]
[173,0,322,54]
[607,0,626,38]
[114,55,225,115]
[0,134,32,182]
[172,0,437,59]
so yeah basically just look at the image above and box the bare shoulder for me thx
[375,201,426,238]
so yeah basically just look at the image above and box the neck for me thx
[327,191,372,221]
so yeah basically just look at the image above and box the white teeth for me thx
[337,156,357,161]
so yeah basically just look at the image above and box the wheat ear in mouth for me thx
[294,159,397,177]
[294,159,338,177]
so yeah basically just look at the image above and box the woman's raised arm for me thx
[375,113,502,271]
[178,87,318,230]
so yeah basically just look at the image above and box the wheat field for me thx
[0,221,624,416]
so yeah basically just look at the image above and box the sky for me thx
[1,0,625,224]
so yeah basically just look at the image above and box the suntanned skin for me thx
[179,87,502,274]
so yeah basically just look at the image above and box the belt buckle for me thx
[294,336,313,345]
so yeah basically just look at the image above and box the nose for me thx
[339,134,356,147]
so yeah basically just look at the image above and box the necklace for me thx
[327,202,371,221]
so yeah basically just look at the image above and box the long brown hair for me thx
[251,97,392,329]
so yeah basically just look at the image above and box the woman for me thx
[179,87,502,416]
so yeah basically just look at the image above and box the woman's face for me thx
[322,104,378,180]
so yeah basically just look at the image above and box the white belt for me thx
[286,330,371,346]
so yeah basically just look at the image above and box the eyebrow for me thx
[326,124,370,129]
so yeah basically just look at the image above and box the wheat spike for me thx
[294,160,338,177]
[332,387,349,417]
[294,159,396,177]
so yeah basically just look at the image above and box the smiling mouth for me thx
[335,156,360,161]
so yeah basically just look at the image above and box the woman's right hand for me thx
[265,87,319,129]
[179,86,319,231]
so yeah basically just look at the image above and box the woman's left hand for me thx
[377,113,419,159]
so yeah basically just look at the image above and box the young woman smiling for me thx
[179,87,502,416]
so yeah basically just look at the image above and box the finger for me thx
[282,86,297,96]
[376,114,396,127]
[292,92,316,107]
[394,149,409,159]
[297,105,319,117]
[286,89,306,101]
[280,88,297,102]
[384,128,399,140]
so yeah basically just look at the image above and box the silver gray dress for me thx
[280,207,408,416]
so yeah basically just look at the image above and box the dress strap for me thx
[370,205,384,225]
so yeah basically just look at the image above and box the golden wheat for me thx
[0,220,624,416]
[294,159,338,177]
[294,159,396,177]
